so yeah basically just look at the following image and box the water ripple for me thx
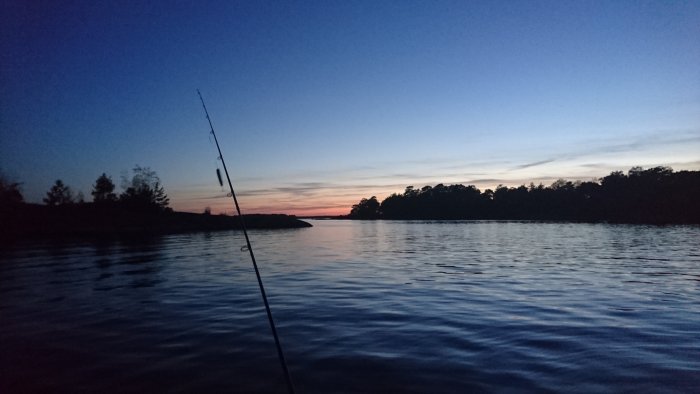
[1,222,699,392]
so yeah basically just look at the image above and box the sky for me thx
[1,0,699,216]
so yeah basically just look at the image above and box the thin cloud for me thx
[561,128,700,161]
[668,159,700,168]
[438,160,511,171]
[511,159,556,170]
[464,178,508,184]
[172,128,700,215]
[197,194,231,200]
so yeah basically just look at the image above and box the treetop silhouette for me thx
[44,180,74,206]
[92,173,117,203]
[348,166,700,224]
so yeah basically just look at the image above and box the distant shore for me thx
[1,203,311,242]
[299,215,349,220]
[346,167,700,224]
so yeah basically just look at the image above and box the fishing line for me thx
[197,90,295,394]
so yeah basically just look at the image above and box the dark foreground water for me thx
[1,221,699,393]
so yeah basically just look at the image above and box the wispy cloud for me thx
[172,128,700,216]
[560,128,700,161]
[511,159,556,170]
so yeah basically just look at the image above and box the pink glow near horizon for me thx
[170,177,586,216]
[168,155,700,217]
[172,193,359,217]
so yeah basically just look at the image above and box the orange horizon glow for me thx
[172,197,355,217]
[170,178,590,217]
[169,159,700,218]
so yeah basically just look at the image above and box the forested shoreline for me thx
[0,167,310,242]
[0,203,310,241]
[348,167,700,224]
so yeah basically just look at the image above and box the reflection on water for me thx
[1,221,699,393]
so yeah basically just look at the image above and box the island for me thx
[0,168,311,242]
[1,203,311,241]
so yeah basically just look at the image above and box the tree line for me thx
[1,165,170,213]
[348,167,700,224]
[1,166,311,240]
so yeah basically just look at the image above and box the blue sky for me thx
[1,0,699,215]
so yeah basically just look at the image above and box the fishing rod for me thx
[197,90,295,394]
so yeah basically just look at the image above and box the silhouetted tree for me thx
[120,166,170,211]
[92,173,117,203]
[0,174,23,205]
[349,196,380,219]
[44,180,74,206]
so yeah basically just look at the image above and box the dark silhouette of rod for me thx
[197,89,295,394]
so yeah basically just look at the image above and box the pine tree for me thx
[44,180,74,206]
[92,173,117,203]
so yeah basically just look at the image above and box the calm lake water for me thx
[1,220,699,393]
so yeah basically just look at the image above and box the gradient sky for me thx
[2,0,699,216]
